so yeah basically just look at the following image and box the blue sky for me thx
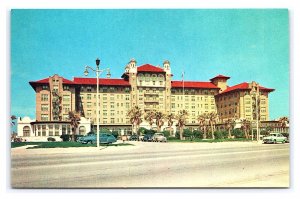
[11,9,289,120]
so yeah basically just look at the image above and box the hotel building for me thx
[26,59,274,136]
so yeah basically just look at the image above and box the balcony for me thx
[144,92,159,96]
[144,98,159,103]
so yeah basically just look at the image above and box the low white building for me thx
[17,116,91,142]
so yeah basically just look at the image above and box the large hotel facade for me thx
[19,59,275,138]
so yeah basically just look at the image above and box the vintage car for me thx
[80,133,117,144]
[263,133,287,144]
[152,133,167,142]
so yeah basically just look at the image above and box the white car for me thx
[152,133,167,142]
[263,133,287,144]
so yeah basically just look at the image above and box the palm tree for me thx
[225,118,235,138]
[68,111,81,141]
[278,117,289,132]
[208,112,218,140]
[144,110,156,130]
[127,106,143,135]
[176,110,188,140]
[11,115,17,126]
[197,113,207,139]
[241,119,251,139]
[166,113,175,135]
[155,111,165,133]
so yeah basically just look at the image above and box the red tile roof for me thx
[73,77,130,86]
[210,74,230,81]
[137,64,165,73]
[171,81,220,89]
[30,77,74,84]
[219,82,275,95]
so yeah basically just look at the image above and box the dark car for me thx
[142,134,154,142]
[80,133,117,144]
[129,134,139,141]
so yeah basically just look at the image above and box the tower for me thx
[163,60,172,114]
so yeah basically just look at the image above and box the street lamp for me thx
[84,58,110,148]
[250,82,260,142]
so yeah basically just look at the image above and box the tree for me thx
[241,119,251,139]
[224,118,235,138]
[11,115,17,126]
[154,111,165,133]
[208,112,218,140]
[197,113,208,139]
[176,110,188,140]
[68,111,81,141]
[278,116,289,131]
[144,110,156,130]
[166,113,175,133]
[127,106,143,135]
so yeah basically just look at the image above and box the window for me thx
[63,104,70,112]
[53,85,59,92]
[79,126,86,135]
[41,104,49,111]
[48,125,53,136]
[87,102,92,108]
[23,126,30,136]
[41,94,49,101]
[41,114,49,121]
[55,125,60,136]
[63,95,70,102]
[63,85,70,91]
[42,85,49,90]
[87,86,92,92]
[145,74,150,82]
[87,94,91,100]
[42,125,46,136]
[63,114,69,121]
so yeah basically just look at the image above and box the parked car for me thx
[76,136,85,142]
[129,134,139,141]
[152,133,167,142]
[80,133,117,144]
[142,134,154,142]
[263,133,287,144]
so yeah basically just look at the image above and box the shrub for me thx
[144,129,156,135]
[282,132,289,138]
[214,131,224,139]
[260,130,269,136]
[161,130,171,137]
[232,129,245,138]
[47,137,56,142]
[138,127,148,135]
[60,134,70,141]
[193,130,203,139]
[183,129,193,138]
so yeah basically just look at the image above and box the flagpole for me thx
[182,70,185,104]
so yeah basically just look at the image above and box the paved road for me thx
[11,141,289,188]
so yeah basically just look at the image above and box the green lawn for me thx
[11,141,133,149]
[167,138,253,143]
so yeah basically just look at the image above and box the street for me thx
[11,141,289,188]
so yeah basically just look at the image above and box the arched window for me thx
[145,74,150,82]
[151,74,157,81]
[23,126,30,137]
[79,126,86,135]
[138,74,144,79]
[158,74,164,81]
